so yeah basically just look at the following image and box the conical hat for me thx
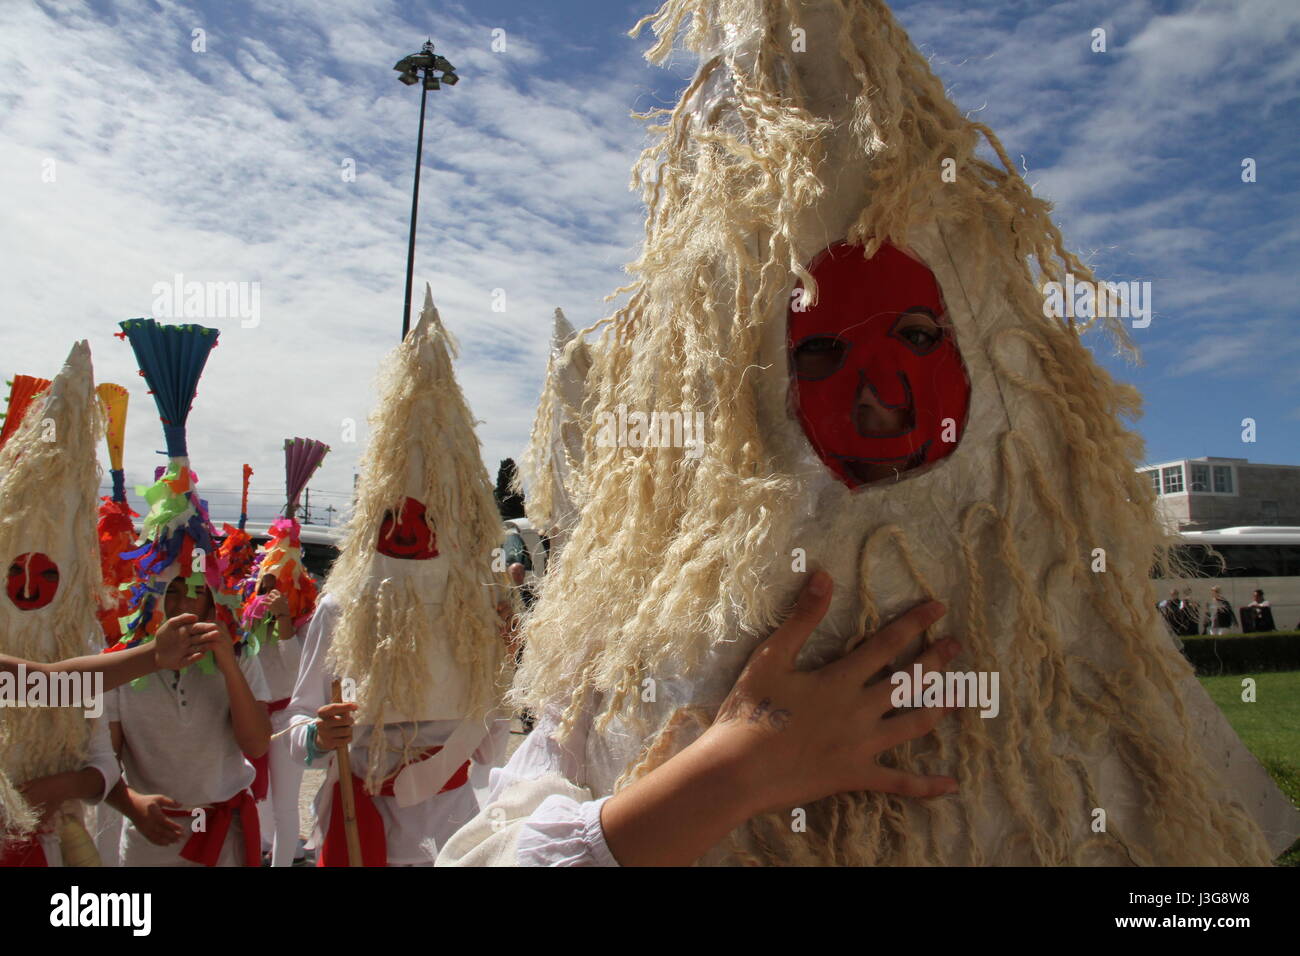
[0,342,100,788]
[324,285,505,779]
[0,375,51,451]
[520,308,592,541]
[513,0,1297,865]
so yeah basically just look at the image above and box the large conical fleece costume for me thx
[0,374,51,452]
[323,285,507,787]
[240,438,329,647]
[0,343,101,836]
[94,383,138,645]
[520,308,592,542]
[216,465,257,594]
[510,0,1299,865]
[112,319,236,653]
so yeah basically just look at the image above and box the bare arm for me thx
[0,616,219,691]
[208,629,271,758]
[17,769,109,828]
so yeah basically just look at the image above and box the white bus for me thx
[1152,527,1300,633]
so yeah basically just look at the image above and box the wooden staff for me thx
[331,679,363,867]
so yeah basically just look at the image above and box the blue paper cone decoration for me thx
[118,318,220,458]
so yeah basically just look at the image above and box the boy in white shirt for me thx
[105,576,271,866]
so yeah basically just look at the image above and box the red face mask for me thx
[788,241,970,489]
[377,497,440,560]
[6,552,60,611]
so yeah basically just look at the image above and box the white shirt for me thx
[258,632,303,703]
[286,593,505,865]
[106,650,270,808]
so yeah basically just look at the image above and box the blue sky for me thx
[1,0,1296,524]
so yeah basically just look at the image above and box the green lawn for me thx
[1198,670,1300,865]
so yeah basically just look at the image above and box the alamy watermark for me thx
[151,273,261,328]
[0,665,103,718]
[1042,273,1151,329]
[594,405,706,459]
[890,663,1000,718]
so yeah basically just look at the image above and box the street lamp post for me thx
[394,39,459,341]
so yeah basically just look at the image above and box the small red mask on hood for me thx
[7,552,60,611]
[788,241,970,489]
[376,497,440,560]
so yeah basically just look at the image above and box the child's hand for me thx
[704,570,960,817]
[127,792,185,846]
[265,589,290,620]
[206,618,238,671]
[153,614,222,671]
[315,702,357,750]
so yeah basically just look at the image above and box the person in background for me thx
[1242,589,1275,634]
[1157,589,1183,635]
[1203,586,1236,636]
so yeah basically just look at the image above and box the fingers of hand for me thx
[317,703,357,721]
[867,766,959,799]
[842,601,946,681]
[863,637,961,715]
[761,570,833,669]
[873,701,956,754]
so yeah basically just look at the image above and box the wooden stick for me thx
[331,679,363,867]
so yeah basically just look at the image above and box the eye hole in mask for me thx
[788,241,971,489]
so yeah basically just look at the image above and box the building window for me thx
[1213,465,1234,494]
[1189,463,1209,492]
[1162,465,1184,494]
[1146,469,1161,495]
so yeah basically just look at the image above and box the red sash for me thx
[0,835,48,868]
[248,698,292,801]
[163,789,261,866]
[317,746,470,868]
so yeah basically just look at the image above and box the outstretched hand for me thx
[706,569,960,816]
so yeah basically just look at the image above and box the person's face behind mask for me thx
[789,241,970,489]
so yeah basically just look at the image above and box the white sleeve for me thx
[82,717,119,804]
[238,650,271,703]
[436,705,619,867]
[286,594,337,767]
[103,686,121,724]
